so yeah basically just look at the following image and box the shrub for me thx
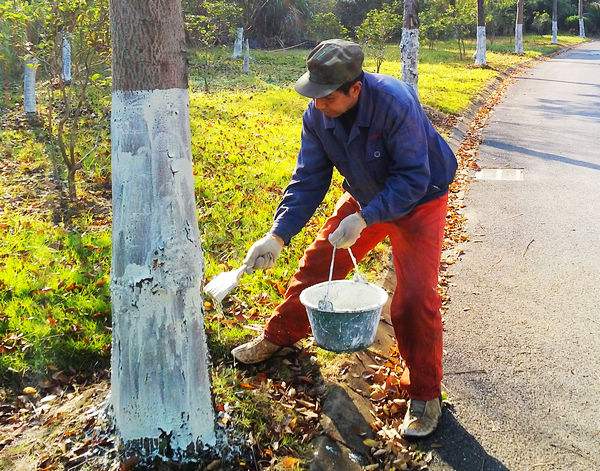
[532,11,551,34]
[306,12,348,42]
[356,4,401,72]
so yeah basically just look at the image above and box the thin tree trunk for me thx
[400,0,419,92]
[242,38,250,73]
[552,0,558,44]
[110,0,215,464]
[515,0,524,54]
[62,33,72,84]
[24,57,37,117]
[579,0,586,38]
[475,0,486,66]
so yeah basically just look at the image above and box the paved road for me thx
[426,42,600,470]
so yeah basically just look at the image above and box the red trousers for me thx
[264,192,448,400]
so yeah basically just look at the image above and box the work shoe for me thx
[231,333,283,364]
[400,397,442,438]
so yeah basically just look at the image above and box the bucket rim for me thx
[299,280,388,313]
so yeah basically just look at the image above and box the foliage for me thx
[356,4,402,72]
[334,0,386,35]
[420,0,452,50]
[486,0,517,41]
[532,11,552,34]
[183,0,242,47]
[307,12,349,42]
[585,2,600,34]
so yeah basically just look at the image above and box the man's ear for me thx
[351,80,363,99]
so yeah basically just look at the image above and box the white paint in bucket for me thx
[301,280,388,313]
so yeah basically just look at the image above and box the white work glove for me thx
[328,212,367,248]
[244,233,284,273]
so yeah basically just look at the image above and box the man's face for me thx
[313,81,362,118]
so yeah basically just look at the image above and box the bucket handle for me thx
[324,245,366,297]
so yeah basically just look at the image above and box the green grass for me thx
[0,34,587,385]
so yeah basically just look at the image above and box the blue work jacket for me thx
[271,72,457,244]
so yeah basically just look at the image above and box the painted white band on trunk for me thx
[552,21,558,44]
[111,88,216,457]
[579,18,586,38]
[232,27,243,58]
[400,28,419,92]
[24,59,37,113]
[62,36,72,82]
[475,26,487,66]
[515,23,524,54]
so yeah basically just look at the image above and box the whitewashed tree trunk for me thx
[242,39,250,74]
[579,0,586,38]
[515,0,524,54]
[232,27,243,58]
[552,0,558,44]
[23,57,37,115]
[400,0,419,92]
[110,0,215,464]
[474,0,486,66]
[62,34,72,83]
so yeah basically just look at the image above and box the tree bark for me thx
[400,0,419,92]
[579,0,586,38]
[474,0,487,66]
[515,0,524,54]
[552,0,558,44]
[110,0,215,464]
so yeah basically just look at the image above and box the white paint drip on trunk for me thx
[579,18,585,38]
[515,23,524,54]
[400,28,419,93]
[474,26,487,66]
[552,21,558,44]
[110,88,216,457]
[24,58,37,114]
[62,35,72,83]
[232,27,243,58]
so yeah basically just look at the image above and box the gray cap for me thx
[294,39,364,98]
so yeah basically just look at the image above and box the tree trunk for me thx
[515,0,524,54]
[552,0,558,44]
[400,0,419,92]
[474,0,486,66]
[232,27,243,58]
[24,57,37,117]
[110,0,216,464]
[579,0,586,38]
[242,38,250,74]
[62,34,72,84]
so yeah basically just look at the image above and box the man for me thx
[232,39,457,438]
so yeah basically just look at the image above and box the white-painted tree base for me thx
[579,18,586,38]
[515,23,524,54]
[111,88,216,460]
[62,35,72,83]
[24,59,37,114]
[551,21,558,44]
[400,28,419,93]
[474,26,487,66]
[232,27,243,58]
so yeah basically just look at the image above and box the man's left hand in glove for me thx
[328,212,367,248]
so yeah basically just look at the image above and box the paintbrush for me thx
[204,264,248,304]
